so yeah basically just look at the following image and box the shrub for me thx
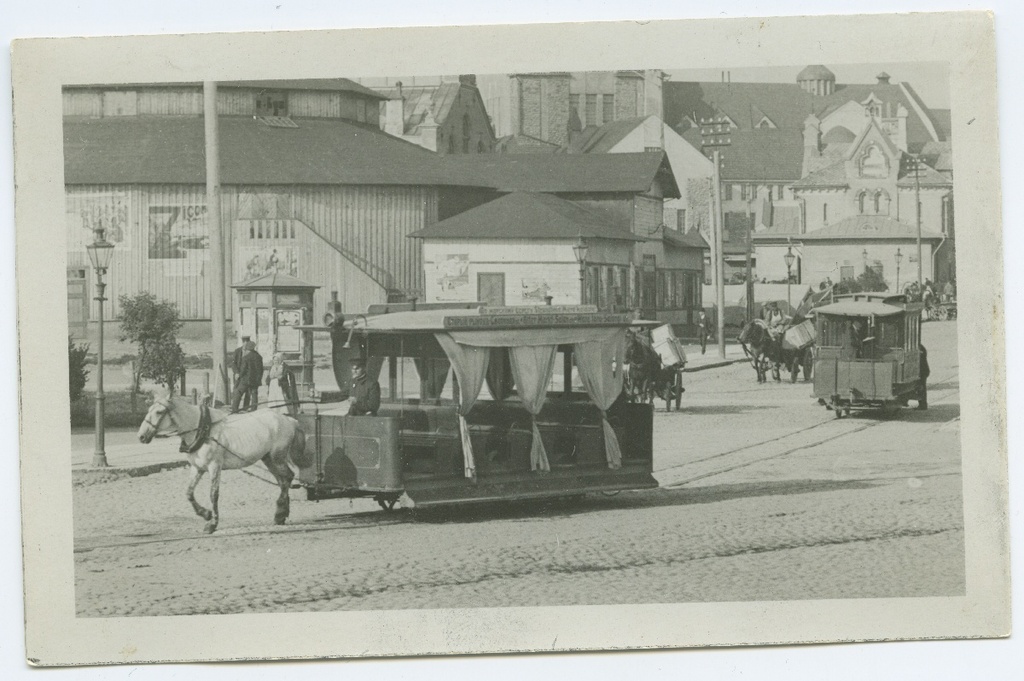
[68,336,90,402]
[118,292,185,394]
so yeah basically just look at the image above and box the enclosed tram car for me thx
[812,294,927,417]
[293,305,658,509]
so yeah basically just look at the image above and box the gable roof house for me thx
[412,151,707,330]
[63,80,495,328]
[370,75,497,155]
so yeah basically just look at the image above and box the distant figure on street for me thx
[232,335,252,411]
[918,344,930,410]
[347,358,381,417]
[942,280,955,302]
[266,352,288,407]
[697,309,709,355]
[231,341,264,413]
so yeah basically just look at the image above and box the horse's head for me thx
[137,391,179,443]
[738,320,768,347]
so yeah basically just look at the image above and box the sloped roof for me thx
[567,117,645,154]
[921,140,953,173]
[930,108,952,141]
[375,82,465,136]
[408,192,642,241]
[816,83,938,150]
[680,129,805,182]
[494,133,563,154]
[800,215,943,240]
[665,81,816,132]
[443,151,679,197]
[64,116,460,186]
[65,79,388,100]
[896,159,952,187]
[663,228,710,250]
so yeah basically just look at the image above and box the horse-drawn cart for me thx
[295,305,659,509]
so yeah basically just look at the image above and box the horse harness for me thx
[179,403,213,454]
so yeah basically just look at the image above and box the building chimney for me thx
[383,96,405,137]
[459,74,477,88]
[643,69,665,120]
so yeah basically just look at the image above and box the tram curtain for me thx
[574,330,627,469]
[508,345,558,473]
[435,334,490,479]
[413,358,450,400]
[485,348,513,401]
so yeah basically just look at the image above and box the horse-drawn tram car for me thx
[296,305,659,509]
[811,293,927,417]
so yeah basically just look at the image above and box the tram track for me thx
[656,372,960,488]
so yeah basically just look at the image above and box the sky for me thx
[669,63,951,110]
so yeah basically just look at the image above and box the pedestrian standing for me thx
[231,335,252,411]
[918,344,930,410]
[266,352,288,408]
[231,341,264,413]
[697,309,708,355]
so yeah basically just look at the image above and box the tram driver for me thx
[347,357,381,417]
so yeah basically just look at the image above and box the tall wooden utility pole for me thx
[204,82,228,403]
[701,117,730,359]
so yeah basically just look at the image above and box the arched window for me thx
[857,191,867,214]
[876,190,890,215]
[823,203,829,225]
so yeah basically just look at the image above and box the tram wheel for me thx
[376,495,400,512]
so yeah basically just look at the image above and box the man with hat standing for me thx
[232,334,252,411]
[231,340,264,413]
[347,357,380,417]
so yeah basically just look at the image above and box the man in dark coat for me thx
[918,344,930,410]
[232,335,252,410]
[347,358,380,416]
[231,341,264,412]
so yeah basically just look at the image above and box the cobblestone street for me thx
[72,321,963,617]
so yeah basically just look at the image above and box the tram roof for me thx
[302,306,658,333]
[814,300,907,317]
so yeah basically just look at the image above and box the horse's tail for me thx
[288,423,312,469]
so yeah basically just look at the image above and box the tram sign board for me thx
[444,311,632,329]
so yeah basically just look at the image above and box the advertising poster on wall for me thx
[147,204,208,259]
[65,190,130,251]
[239,246,299,280]
[433,253,470,300]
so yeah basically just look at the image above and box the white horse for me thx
[137,391,310,533]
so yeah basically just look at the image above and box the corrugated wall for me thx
[66,183,435,321]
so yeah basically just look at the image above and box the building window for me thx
[823,203,829,225]
[724,184,733,201]
[603,94,614,124]
[776,185,784,200]
[462,114,471,153]
[356,99,367,123]
[585,94,597,127]
[857,191,867,214]
[676,208,686,231]
[569,94,581,127]
[255,90,288,117]
[740,184,748,201]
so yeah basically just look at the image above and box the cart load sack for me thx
[651,324,687,367]
[782,319,816,351]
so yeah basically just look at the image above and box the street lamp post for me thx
[86,227,115,468]
[572,234,589,306]
[895,247,903,293]
[784,244,796,318]
[862,248,869,274]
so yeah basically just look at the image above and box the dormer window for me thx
[862,93,883,119]
[859,143,889,178]
[756,116,777,129]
